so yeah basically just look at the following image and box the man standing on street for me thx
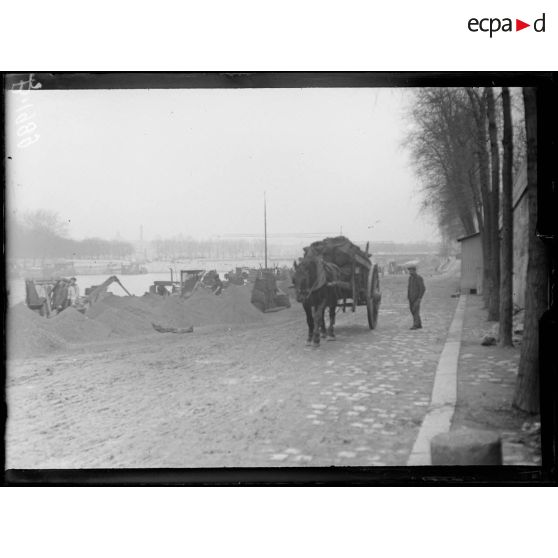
[407,264,425,330]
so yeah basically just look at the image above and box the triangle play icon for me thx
[516,19,530,31]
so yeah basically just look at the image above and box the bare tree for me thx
[486,87,501,321]
[14,210,70,263]
[22,209,69,237]
[9,211,135,262]
[406,88,478,243]
[513,87,548,413]
[499,87,514,346]
[466,88,494,309]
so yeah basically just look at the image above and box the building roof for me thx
[457,232,481,242]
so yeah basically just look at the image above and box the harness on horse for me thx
[303,256,340,298]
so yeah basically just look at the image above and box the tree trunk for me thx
[499,87,514,346]
[486,88,500,321]
[513,87,548,413]
[466,88,492,308]
[467,168,484,236]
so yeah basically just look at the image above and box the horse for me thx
[292,255,340,347]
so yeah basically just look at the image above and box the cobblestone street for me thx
[8,274,458,469]
[6,271,469,469]
[257,273,460,466]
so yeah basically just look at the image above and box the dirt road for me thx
[6,273,460,468]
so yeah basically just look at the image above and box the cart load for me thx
[305,236,371,271]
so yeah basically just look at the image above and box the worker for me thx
[157,284,169,296]
[67,277,80,307]
[213,273,223,295]
[407,264,426,330]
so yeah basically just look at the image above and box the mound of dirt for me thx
[140,293,166,308]
[179,285,265,326]
[102,294,161,323]
[7,286,270,357]
[7,303,68,358]
[48,307,112,343]
[97,293,149,311]
[152,297,194,328]
[221,285,269,323]
[87,294,188,334]
[93,306,155,337]
[86,298,113,319]
[169,289,219,326]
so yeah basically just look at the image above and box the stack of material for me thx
[305,236,371,271]
[304,236,371,289]
[301,236,371,292]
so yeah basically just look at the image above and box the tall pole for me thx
[264,191,268,270]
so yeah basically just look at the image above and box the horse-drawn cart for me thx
[300,236,382,330]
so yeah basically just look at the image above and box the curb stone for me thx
[407,295,467,465]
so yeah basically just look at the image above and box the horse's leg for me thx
[311,304,321,346]
[325,289,336,340]
[312,300,326,346]
[304,302,313,345]
[327,301,336,339]
[320,305,327,338]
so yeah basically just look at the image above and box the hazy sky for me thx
[6,87,439,244]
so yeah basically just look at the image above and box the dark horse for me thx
[292,255,339,347]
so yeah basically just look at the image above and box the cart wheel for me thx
[367,264,381,329]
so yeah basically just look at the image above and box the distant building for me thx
[457,232,483,294]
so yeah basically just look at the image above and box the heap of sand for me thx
[7,285,270,358]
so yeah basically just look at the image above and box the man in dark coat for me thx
[407,264,426,329]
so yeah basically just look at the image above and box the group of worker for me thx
[36,276,81,317]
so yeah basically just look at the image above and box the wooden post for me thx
[264,192,268,270]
